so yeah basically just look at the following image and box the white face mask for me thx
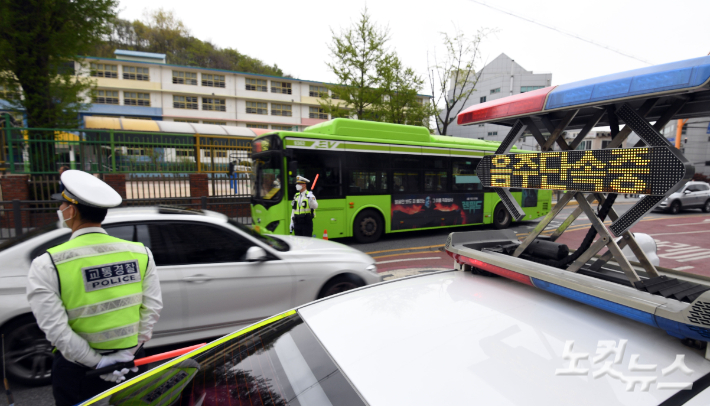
[57,206,74,228]
[295,184,302,191]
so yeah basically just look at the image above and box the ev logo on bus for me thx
[313,141,340,149]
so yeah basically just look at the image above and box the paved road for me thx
[4,196,708,406]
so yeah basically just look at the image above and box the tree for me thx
[374,53,433,127]
[320,8,389,121]
[0,0,118,171]
[428,28,491,135]
[91,9,285,77]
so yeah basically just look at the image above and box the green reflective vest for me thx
[47,233,148,350]
[292,191,316,217]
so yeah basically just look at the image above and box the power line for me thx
[468,0,654,66]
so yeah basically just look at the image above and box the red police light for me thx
[457,86,556,126]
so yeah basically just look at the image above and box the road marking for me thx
[366,244,444,255]
[667,219,710,227]
[659,250,710,260]
[648,230,710,237]
[675,266,696,271]
[376,257,442,265]
[678,254,710,263]
[372,251,445,260]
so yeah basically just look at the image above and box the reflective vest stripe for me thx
[66,293,143,321]
[51,242,147,265]
[292,192,316,217]
[77,322,140,344]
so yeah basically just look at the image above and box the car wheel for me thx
[703,200,710,213]
[0,315,53,386]
[353,209,383,243]
[493,204,512,229]
[670,201,681,214]
[318,274,365,299]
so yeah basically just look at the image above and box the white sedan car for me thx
[0,206,380,385]
[83,267,710,406]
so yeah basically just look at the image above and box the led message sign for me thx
[476,147,686,196]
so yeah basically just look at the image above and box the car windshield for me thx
[83,311,365,406]
[228,219,289,252]
[252,152,282,201]
[0,222,59,253]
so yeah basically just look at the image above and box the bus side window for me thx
[392,155,421,194]
[346,152,389,195]
[425,157,449,192]
[452,158,482,192]
[292,149,344,198]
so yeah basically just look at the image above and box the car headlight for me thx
[366,264,377,274]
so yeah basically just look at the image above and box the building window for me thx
[176,149,195,157]
[247,123,268,129]
[331,92,340,100]
[124,92,151,106]
[203,121,226,125]
[271,125,294,131]
[576,140,592,150]
[245,78,267,92]
[309,85,328,97]
[271,81,292,95]
[487,131,498,136]
[0,84,20,100]
[246,101,267,115]
[490,88,501,95]
[90,63,117,78]
[202,97,226,112]
[172,71,197,85]
[478,124,484,127]
[309,107,328,119]
[202,74,225,88]
[477,137,484,140]
[173,96,198,109]
[480,96,486,103]
[123,66,149,81]
[602,140,611,149]
[271,103,292,117]
[92,90,119,104]
[174,119,199,123]
[123,116,152,120]
[520,86,544,93]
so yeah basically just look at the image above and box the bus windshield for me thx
[252,152,282,201]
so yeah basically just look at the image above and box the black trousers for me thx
[293,214,313,237]
[52,348,146,406]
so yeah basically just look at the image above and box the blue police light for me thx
[531,278,658,327]
[546,56,710,110]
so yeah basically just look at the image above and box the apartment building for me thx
[76,49,356,131]
[443,53,552,151]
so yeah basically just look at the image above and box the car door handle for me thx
[183,274,213,283]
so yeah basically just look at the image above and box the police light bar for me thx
[446,230,710,347]
[458,55,710,126]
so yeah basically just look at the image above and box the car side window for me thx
[161,222,254,265]
[104,225,134,241]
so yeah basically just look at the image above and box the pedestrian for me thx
[290,175,318,237]
[228,160,236,190]
[26,170,163,406]
[58,165,69,192]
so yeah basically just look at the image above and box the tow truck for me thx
[446,55,710,356]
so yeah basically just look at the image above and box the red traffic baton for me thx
[311,174,319,191]
[86,343,206,377]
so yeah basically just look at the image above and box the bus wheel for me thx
[493,204,512,229]
[354,209,383,243]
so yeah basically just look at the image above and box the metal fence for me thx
[0,198,251,242]
[2,120,253,177]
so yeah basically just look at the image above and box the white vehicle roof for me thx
[298,270,710,405]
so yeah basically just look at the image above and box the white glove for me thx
[96,350,138,383]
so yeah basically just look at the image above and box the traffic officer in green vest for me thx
[26,170,163,406]
[289,175,318,237]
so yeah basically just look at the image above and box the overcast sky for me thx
[116,0,709,96]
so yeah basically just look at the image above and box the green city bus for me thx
[251,119,551,243]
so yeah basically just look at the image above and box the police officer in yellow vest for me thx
[26,170,163,406]
[289,176,318,237]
